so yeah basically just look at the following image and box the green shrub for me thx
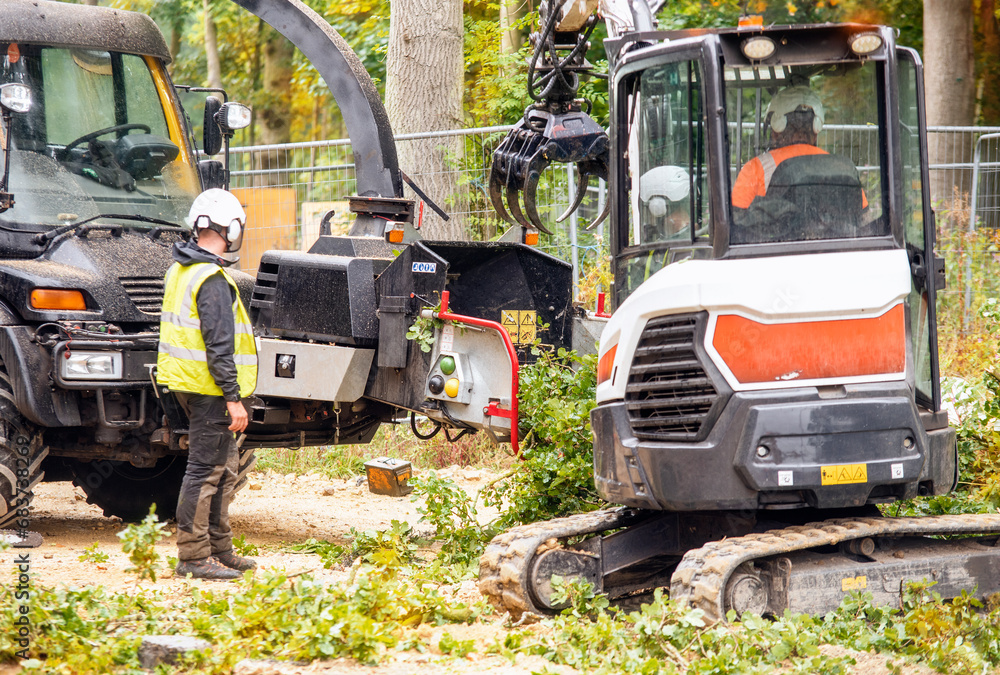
[116,506,167,582]
[483,348,604,528]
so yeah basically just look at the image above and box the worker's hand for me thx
[226,400,248,433]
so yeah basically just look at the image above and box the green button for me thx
[440,355,456,375]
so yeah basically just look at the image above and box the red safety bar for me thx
[435,290,520,455]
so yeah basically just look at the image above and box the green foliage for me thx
[406,312,444,353]
[77,542,109,564]
[483,348,604,528]
[286,520,416,570]
[116,506,168,582]
[438,631,476,657]
[285,537,346,569]
[232,534,259,557]
[0,567,476,672]
[410,472,498,568]
[894,294,1000,517]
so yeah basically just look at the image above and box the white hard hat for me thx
[640,166,690,217]
[186,189,246,252]
[766,86,825,135]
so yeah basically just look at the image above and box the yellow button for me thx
[444,377,460,398]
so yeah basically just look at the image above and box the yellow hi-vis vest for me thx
[156,261,257,398]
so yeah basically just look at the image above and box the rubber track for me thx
[478,508,638,618]
[670,514,1000,623]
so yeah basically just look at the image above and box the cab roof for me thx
[0,0,171,63]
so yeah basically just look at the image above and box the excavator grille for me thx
[625,313,718,441]
[119,276,164,315]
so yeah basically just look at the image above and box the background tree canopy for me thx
[87,0,999,143]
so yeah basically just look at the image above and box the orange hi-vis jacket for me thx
[731,144,868,210]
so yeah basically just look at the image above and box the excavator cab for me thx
[601,23,950,511]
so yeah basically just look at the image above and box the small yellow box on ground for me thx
[364,457,413,497]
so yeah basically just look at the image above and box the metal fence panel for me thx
[229,125,1000,353]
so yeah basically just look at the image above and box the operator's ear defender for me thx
[766,86,825,135]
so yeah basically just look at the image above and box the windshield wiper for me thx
[32,213,186,246]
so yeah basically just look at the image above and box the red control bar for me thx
[435,290,520,455]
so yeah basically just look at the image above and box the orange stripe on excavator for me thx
[712,304,905,384]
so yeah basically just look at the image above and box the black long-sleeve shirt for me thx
[196,273,240,402]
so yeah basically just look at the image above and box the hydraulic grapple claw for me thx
[557,156,609,223]
[488,106,609,233]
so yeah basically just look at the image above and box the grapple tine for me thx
[556,167,590,223]
[506,184,534,230]
[584,196,611,231]
[523,167,554,235]
[489,160,516,225]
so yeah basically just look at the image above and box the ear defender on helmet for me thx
[766,86,825,135]
[186,189,247,252]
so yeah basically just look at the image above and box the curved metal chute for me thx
[229,0,402,236]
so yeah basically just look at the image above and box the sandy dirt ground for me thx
[1,470,934,674]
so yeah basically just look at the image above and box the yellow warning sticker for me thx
[841,575,867,592]
[821,463,868,485]
[500,310,537,345]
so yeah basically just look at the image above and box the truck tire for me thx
[72,444,257,522]
[0,361,47,529]
[72,456,186,522]
[234,444,257,493]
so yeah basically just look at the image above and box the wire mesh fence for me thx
[228,125,1000,356]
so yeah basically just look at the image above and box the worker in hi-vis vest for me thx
[157,189,258,581]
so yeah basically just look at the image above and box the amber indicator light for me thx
[30,289,87,311]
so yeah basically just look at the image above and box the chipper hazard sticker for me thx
[501,310,536,345]
[820,463,868,485]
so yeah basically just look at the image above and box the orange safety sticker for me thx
[7,43,20,65]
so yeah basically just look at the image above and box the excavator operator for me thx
[731,85,868,212]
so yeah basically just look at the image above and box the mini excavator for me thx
[480,0,1000,621]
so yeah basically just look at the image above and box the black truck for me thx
[0,0,573,529]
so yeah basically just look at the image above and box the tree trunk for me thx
[254,29,294,188]
[385,0,465,240]
[923,0,976,213]
[204,0,223,92]
[977,0,1000,125]
[500,0,527,54]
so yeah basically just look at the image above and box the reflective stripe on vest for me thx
[156,261,257,398]
[760,151,778,192]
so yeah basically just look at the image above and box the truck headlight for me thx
[61,351,123,380]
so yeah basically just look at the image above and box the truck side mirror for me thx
[0,83,32,213]
[203,96,224,156]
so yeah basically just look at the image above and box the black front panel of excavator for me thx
[592,381,957,512]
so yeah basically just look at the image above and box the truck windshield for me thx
[0,45,198,229]
[725,61,888,245]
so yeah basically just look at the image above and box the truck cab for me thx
[0,0,249,525]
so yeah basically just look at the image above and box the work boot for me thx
[175,557,242,581]
[212,550,257,572]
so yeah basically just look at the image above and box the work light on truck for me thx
[0,83,31,114]
[218,102,251,132]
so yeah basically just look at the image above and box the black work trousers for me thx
[174,393,238,561]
